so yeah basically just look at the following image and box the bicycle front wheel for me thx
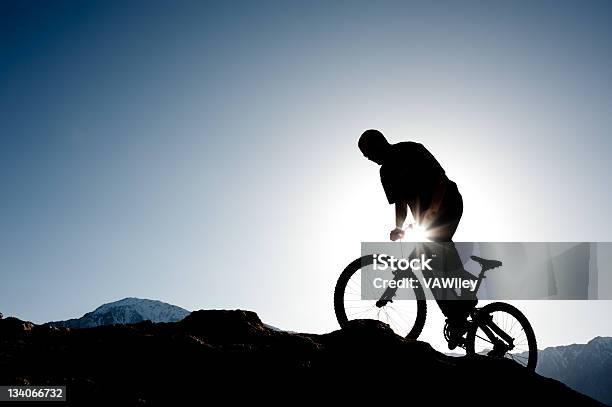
[334,255,427,339]
[465,302,537,370]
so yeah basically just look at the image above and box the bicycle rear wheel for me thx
[465,302,537,370]
[334,255,427,339]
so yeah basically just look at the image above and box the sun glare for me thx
[403,223,431,242]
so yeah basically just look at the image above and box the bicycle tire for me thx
[334,255,427,339]
[465,302,537,370]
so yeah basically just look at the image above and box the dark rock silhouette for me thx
[0,310,608,406]
[0,316,34,337]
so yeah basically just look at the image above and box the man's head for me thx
[358,129,390,165]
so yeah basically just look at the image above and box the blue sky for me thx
[1,0,612,349]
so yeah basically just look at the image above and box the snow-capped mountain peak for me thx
[46,298,191,329]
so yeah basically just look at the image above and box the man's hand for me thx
[390,227,405,241]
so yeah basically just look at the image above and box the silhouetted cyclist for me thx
[358,129,474,349]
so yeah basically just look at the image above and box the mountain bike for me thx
[334,240,538,370]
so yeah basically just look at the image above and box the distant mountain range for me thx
[45,298,190,328]
[537,337,612,406]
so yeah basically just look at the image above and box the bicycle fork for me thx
[375,268,410,308]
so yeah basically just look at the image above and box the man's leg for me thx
[427,186,467,318]
[426,186,476,349]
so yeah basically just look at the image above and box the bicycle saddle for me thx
[470,255,502,271]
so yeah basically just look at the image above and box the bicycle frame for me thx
[376,244,488,307]
[375,245,517,349]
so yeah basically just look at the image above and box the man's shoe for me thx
[445,319,467,350]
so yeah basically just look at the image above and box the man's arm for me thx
[390,201,408,241]
[395,201,408,228]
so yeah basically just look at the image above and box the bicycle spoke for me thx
[338,258,425,339]
[475,333,493,344]
[470,308,534,369]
